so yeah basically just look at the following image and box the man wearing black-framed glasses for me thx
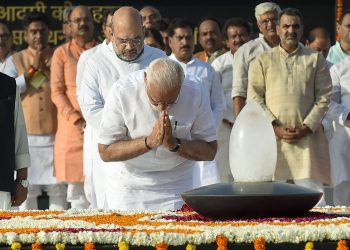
[77,6,165,209]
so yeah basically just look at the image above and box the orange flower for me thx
[84,242,96,250]
[155,242,168,250]
[254,237,266,250]
[216,235,227,250]
[337,240,349,250]
[32,242,42,250]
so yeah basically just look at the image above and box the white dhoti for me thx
[20,135,68,210]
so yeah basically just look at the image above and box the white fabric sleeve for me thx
[209,66,226,127]
[14,86,30,169]
[3,56,27,93]
[232,46,248,99]
[98,83,128,145]
[78,60,105,130]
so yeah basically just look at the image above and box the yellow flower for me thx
[305,242,314,250]
[11,242,21,250]
[186,244,196,250]
[55,243,66,250]
[118,241,129,250]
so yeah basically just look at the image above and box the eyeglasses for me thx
[145,82,179,111]
[69,17,92,24]
[260,17,278,26]
[116,37,143,46]
[0,33,11,41]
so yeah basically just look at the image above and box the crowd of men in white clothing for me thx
[1,2,350,210]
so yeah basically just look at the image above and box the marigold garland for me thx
[31,242,42,250]
[10,242,21,250]
[84,242,96,250]
[55,243,65,250]
[254,237,266,250]
[305,242,314,250]
[216,235,228,250]
[155,242,168,250]
[337,240,349,250]
[186,243,196,250]
[118,241,129,250]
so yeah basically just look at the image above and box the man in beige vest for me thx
[4,11,67,210]
[248,8,332,206]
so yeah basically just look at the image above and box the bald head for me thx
[111,7,144,62]
[306,27,331,58]
[112,7,143,33]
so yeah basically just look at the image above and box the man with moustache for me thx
[195,18,225,63]
[327,9,350,64]
[51,5,99,209]
[248,8,332,206]
[0,23,13,73]
[168,18,225,186]
[98,58,217,210]
[77,6,165,209]
[211,18,251,182]
[232,2,281,116]
[3,12,67,210]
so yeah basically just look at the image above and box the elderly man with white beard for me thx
[98,58,217,210]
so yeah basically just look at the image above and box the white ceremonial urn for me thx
[229,101,277,182]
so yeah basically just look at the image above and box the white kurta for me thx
[327,41,350,65]
[0,53,12,74]
[76,41,105,207]
[78,43,165,208]
[212,51,235,182]
[327,56,350,187]
[232,34,272,99]
[168,54,225,186]
[99,70,217,211]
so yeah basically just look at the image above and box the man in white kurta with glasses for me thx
[98,58,217,210]
[78,7,165,209]
[232,2,281,116]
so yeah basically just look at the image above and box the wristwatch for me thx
[16,179,29,188]
[169,138,181,152]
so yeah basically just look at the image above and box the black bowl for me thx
[181,182,322,219]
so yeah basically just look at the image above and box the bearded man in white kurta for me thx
[98,58,217,210]
[247,8,332,205]
[77,7,165,208]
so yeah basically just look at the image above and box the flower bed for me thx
[0,206,350,249]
